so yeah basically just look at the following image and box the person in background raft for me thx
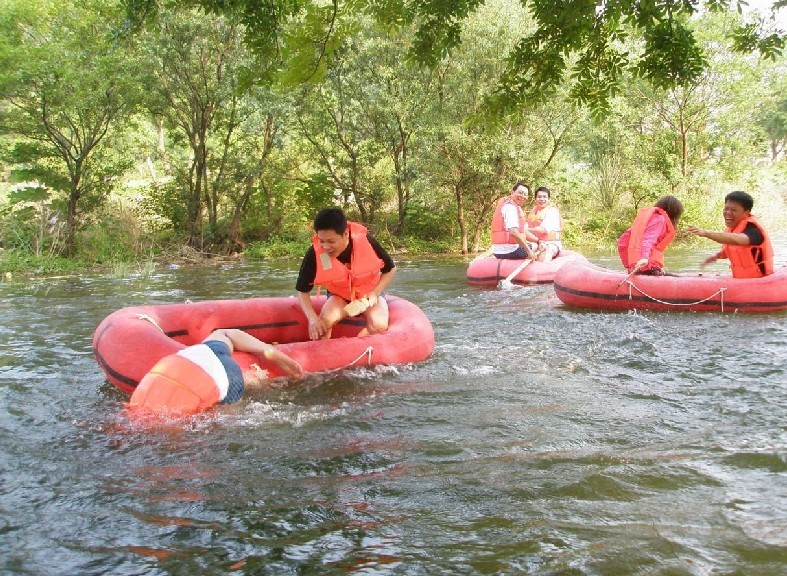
[296,207,396,340]
[128,329,304,416]
[687,191,773,278]
[617,195,684,275]
[526,186,563,263]
[492,181,544,259]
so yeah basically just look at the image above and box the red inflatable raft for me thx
[466,249,588,286]
[554,260,787,313]
[93,295,434,394]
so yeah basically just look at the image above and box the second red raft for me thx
[466,249,588,286]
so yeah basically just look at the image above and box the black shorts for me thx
[204,340,245,403]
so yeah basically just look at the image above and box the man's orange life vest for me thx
[526,204,563,241]
[721,215,773,278]
[313,222,383,301]
[491,197,526,244]
[128,345,229,416]
[625,207,675,271]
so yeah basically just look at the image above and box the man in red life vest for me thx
[687,191,774,279]
[491,181,543,259]
[296,207,396,340]
[128,329,304,416]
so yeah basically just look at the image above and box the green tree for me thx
[0,0,139,255]
[125,0,786,115]
[136,7,258,249]
[761,95,787,160]
[293,18,434,231]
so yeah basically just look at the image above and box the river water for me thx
[0,245,785,575]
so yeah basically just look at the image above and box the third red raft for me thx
[553,260,787,313]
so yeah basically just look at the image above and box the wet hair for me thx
[535,186,551,199]
[654,195,684,226]
[313,207,348,234]
[725,190,753,212]
[512,181,530,195]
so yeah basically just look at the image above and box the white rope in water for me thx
[624,281,727,311]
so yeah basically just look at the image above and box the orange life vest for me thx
[625,207,675,271]
[526,204,563,241]
[313,222,384,301]
[721,215,774,278]
[491,197,526,244]
[128,345,228,416]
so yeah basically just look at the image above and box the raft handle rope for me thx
[136,313,165,333]
[331,345,374,372]
[345,345,373,368]
[622,281,728,311]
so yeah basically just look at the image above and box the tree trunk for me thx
[455,183,468,254]
[393,121,410,234]
[62,155,85,256]
[227,175,254,251]
[188,147,205,248]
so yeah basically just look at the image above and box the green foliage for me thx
[140,181,190,233]
[295,173,337,212]
[0,182,67,255]
[75,203,156,263]
[0,0,141,253]
[731,22,785,58]
[0,248,89,275]
[637,19,707,89]
[123,0,787,116]
[398,234,456,255]
[244,235,311,260]
[402,201,455,240]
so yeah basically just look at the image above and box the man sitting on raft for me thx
[128,329,304,416]
[491,181,544,260]
[687,190,774,278]
[296,207,396,340]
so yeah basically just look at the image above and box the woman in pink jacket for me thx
[617,195,684,275]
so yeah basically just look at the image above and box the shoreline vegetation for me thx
[0,226,777,282]
[4,177,787,282]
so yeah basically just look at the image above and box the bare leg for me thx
[357,296,390,337]
[318,295,347,339]
[538,245,559,263]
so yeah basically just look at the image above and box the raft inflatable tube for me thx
[466,249,588,286]
[93,295,435,394]
[553,260,787,313]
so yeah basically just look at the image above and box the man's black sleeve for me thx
[368,236,396,273]
[295,246,317,293]
[743,223,764,246]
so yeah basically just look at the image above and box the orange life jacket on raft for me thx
[526,204,563,241]
[312,222,384,302]
[625,206,675,272]
[491,197,526,245]
[128,344,230,416]
[720,215,774,278]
